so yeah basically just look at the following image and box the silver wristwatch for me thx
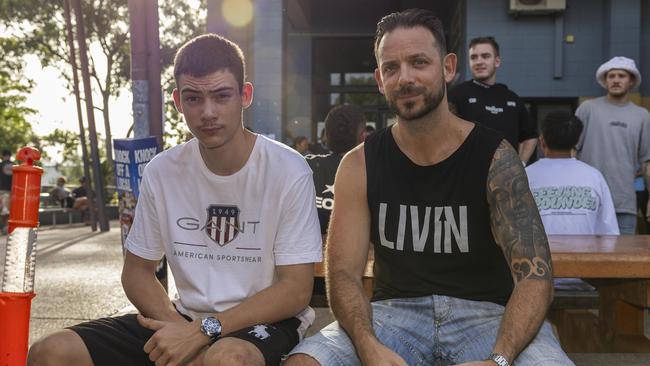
[199,316,222,343]
[488,353,511,366]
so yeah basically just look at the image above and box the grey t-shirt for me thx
[576,97,650,214]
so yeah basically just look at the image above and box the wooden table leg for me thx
[597,279,650,352]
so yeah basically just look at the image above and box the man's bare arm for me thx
[518,138,537,164]
[326,146,407,365]
[122,251,185,322]
[487,140,554,364]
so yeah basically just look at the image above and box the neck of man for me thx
[606,92,630,105]
[393,101,472,166]
[199,128,256,176]
[543,149,572,159]
[474,73,496,86]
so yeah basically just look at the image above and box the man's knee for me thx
[283,353,321,366]
[203,337,264,366]
[28,330,92,366]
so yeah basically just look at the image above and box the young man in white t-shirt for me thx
[527,111,619,236]
[28,34,322,366]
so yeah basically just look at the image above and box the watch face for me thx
[201,317,222,337]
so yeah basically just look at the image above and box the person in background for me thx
[0,149,13,235]
[576,56,650,234]
[306,104,367,236]
[50,177,74,209]
[448,36,537,165]
[527,111,619,236]
[527,111,618,291]
[309,128,330,155]
[293,135,311,155]
[72,176,90,222]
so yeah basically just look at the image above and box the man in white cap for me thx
[576,56,650,234]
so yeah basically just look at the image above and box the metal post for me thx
[145,0,163,146]
[71,0,109,232]
[128,0,150,139]
[63,0,97,231]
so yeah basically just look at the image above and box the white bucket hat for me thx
[596,56,642,89]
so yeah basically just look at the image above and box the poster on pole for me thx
[113,137,167,286]
[113,136,159,245]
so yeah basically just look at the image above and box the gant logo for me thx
[205,205,240,246]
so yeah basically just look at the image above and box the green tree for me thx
[0,37,39,154]
[0,0,207,159]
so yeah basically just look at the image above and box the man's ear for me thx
[172,88,183,113]
[241,82,254,109]
[443,53,458,84]
[495,55,501,69]
[374,68,385,95]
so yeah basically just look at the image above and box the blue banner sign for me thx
[113,137,159,199]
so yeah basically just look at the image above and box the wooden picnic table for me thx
[549,235,650,353]
[315,235,650,353]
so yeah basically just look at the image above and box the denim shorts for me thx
[289,295,574,366]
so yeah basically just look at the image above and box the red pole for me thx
[0,147,43,366]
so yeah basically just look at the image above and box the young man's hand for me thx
[138,314,211,366]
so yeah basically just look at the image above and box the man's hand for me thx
[138,314,211,366]
[454,361,495,366]
[358,341,408,366]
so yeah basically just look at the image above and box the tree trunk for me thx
[102,91,114,173]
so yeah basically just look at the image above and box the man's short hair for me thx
[1,150,10,157]
[541,111,583,151]
[374,8,447,60]
[173,34,246,93]
[469,36,500,57]
[294,136,308,146]
[325,105,366,154]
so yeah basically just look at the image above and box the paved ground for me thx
[8,222,650,365]
[27,221,132,344]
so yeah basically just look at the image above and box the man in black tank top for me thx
[287,9,573,366]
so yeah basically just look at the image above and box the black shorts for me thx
[68,313,302,366]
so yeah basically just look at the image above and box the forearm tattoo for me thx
[487,140,553,283]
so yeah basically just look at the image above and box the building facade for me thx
[206,0,650,144]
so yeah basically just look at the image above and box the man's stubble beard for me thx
[387,78,446,121]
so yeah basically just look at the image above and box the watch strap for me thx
[488,353,511,366]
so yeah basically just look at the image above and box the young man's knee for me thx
[28,330,91,366]
[283,353,321,366]
[202,338,264,366]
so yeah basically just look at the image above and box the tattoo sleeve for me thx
[487,140,553,283]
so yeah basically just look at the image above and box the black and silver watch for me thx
[488,353,511,366]
[199,316,222,343]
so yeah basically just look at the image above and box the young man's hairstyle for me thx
[1,150,10,158]
[374,8,447,60]
[173,34,246,93]
[541,111,583,151]
[325,104,366,154]
[469,36,500,57]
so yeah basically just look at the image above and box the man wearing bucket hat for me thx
[576,56,650,234]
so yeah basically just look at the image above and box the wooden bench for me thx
[314,235,650,353]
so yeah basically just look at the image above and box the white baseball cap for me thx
[596,56,642,89]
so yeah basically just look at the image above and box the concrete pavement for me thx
[27,221,132,344]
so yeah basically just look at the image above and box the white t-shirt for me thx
[526,158,619,235]
[125,135,322,319]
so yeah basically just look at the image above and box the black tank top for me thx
[365,123,513,305]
